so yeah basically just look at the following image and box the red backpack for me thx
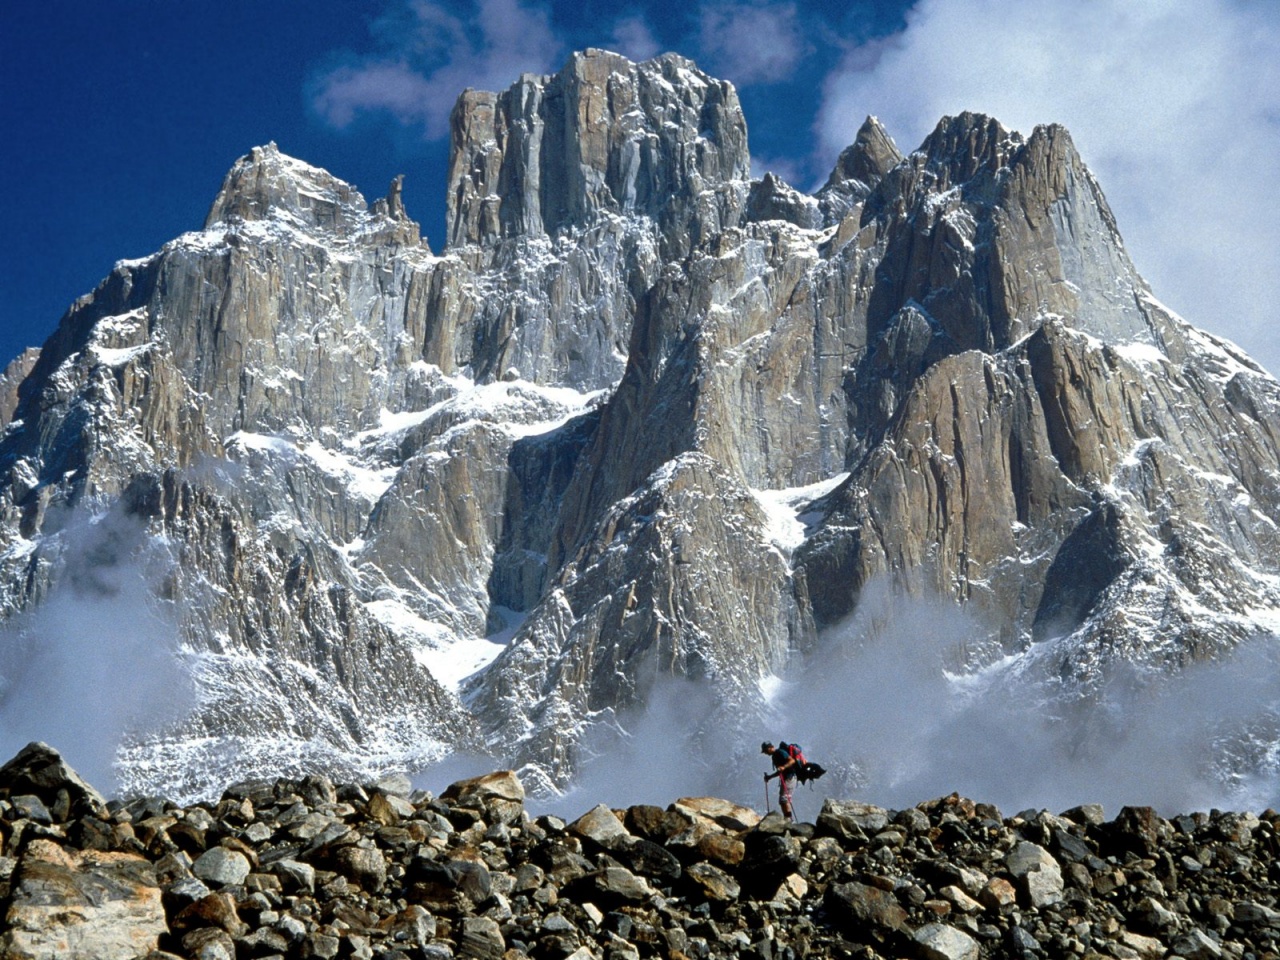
[780,742,826,785]
[780,742,806,767]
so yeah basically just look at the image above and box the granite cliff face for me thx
[2,49,1280,800]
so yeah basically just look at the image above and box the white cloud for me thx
[0,510,192,795]
[609,14,662,62]
[311,0,563,140]
[699,1,805,85]
[749,152,806,186]
[817,0,1280,376]
[313,61,437,130]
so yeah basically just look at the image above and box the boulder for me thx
[1005,841,1063,908]
[817,799,890,842]
[458,916,505,960]
[0,839,166,960]
[624,804,694,842]
[0,743,106,818]
[569,866,654,906]
[1107,806,1167,856]
[191,847,251,887]
[611,838,682,883]
[914,923,980,960]
[440,771,525,825]
[333,843,387,892]
[740,832,803,894]
[269,858,315,894]
[569,804,631,849]
[671,797,761,832]
[181,927,237,960]
[409,856,493,905]
[823,881,908,934]
[979,877,1018,913]
[1171,929,1224,960]
[683,861,741,902]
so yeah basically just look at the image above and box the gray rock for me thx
[569,803,631,849]
[914,923,980,960]
[191,847,251,887]
[182,927,236,960]
[1171,928,1224,960]
[163,875,213,909]
[817,799,891,841]
[304,932,342,960]
[1132,895,1179,933]
[236,927,292,955]
[1061,804,1106,826]
[1234,901,1280,927]
[458,916,505,960]
[684,861,741,902]
[382,905,437,945]
[0,742,106,815]
[1006,841,1064,907]
[823,881,908,933]
[576,866,654,903]
[8,794,52,825]
[440,771,525,826]
[269,858,315,893]
[333,843,387,892]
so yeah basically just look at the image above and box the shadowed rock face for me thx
[2,50,1280,796]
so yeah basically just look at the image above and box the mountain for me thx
[3,49,1280,802]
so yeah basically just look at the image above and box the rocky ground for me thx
[1,743,1278,960]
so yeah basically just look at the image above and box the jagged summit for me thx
[445,48,749,249]
[205,141,421,246]
[3,49,1280,803]
[826,114,903,189]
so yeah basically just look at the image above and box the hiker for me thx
[762,740,798,821]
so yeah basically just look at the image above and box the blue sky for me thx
[4,0,1279,376]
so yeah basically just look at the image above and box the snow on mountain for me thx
[2,51,1280,808]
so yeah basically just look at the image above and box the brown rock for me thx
[0,839,166,960]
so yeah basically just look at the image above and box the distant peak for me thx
[826,115,903,189]
[916,112,1023,179]
[445,47,748,247]
[203,145,418,245]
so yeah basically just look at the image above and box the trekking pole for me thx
[764,773,771,814]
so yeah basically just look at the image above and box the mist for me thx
[538,579,1280,823]
[0,506,193,795]
[780,581,1280,818]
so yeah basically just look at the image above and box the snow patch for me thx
[752,472,851,552]
[365,598,513,693]
[1113,341,1167,366]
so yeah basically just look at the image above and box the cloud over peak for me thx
[817,0,1280,375]
[698,1,806,85]
[310,0,562,139]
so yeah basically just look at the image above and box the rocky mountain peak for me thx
[445,49,750,248]
[916,111,1021,185]
[827,115,903,190]
[4,49,1280,805]
[204,142,420,245]
[0,347,40,427]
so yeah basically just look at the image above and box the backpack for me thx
[780,741,806,767]
[781,742,827,786]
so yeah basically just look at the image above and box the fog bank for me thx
[544,580,1280,821]
[0,507,191,793]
